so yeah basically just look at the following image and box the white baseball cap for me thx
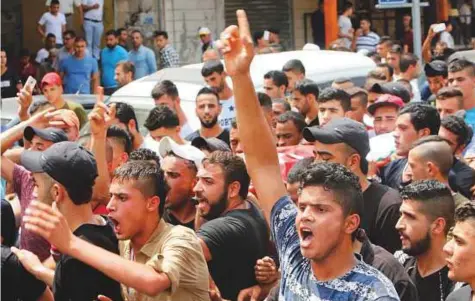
[158,137,205,169]
[302,43,320,51]
[199,27,211,35]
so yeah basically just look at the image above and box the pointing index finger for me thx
[236,10,251,40]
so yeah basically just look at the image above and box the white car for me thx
[111,50,376,134]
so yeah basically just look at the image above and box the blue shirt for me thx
[60,55,98,94]
[128,45,157,79]
[463,107,475,156]
[271,196,400,301]
[100,46,128,88]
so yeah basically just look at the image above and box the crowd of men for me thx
[2,2,475,301]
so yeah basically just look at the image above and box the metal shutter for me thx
[225,0,293,50]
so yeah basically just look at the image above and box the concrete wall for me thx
[293,0,318,50]
[162,0,225,64]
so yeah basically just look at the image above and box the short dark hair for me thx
[317,87,351,112]
[63,30,76,38]
[264,70,288,88]
[203,151,250,199]
[448,59,475,77]
[368,69,387,81]
[144,105,179,131]
[399,53,418,73]
[131,30,143,37]
[348,89,369,107]
[454,201,475,224]
[29,100,53,115]
[50,0,60,5]
[399,103,441,135]
[129,148,161,167]
[287,157,314,184]
[436,87,464,109]
[253,31,264,44]
[105,29,118,37]
[400,180,455,234]
[46,33,56,40]
[360,16,371,24]
[116,61,135,78]
[257,92,272,110]
[116,28,127,35]
[107,126,133,154]
[113,160,168,217]
[153,30,168,39]
[114,102,139,132]
[410,136,454,177]
[74,36,86,44]
[342,1,353,11]
[377,63,394,78]
[389,44,403,54]
[19,48,30,57]
[196,87,220,102]
[282,59,306,75]
[294,79,319,99]
[277,111,307,133]
[151,80,179,100]
[201,60,224,77]
[378,36,393,46]
[300,162,363,219]
[441,115,473,147]
[272,99,291,111]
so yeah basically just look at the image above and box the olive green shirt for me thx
[62,100,87,129]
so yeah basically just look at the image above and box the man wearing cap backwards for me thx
[303,118,402,253]
[1,108,69,263]
[220,10,398,301]
[193,150,269,300]
[29,72,88,129]
[424,60,448,101]
[11,141,123,301]
[191,137,231,156]
[159,137,205,230]
[186,87,230,145]
[370,82,412,105]
[199,27,216,57]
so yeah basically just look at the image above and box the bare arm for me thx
[422,26,435,64]
[37,24,46,38]
[222,10,287,223]
[91,72,99,94]
[38,287,54,301]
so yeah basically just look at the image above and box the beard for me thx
[200,115,219,128]
[211,81,225,94]
[106,44,116,49]
[202,191,228,221]
[403,231,431,256]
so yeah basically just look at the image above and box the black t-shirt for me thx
[162,208,195,230]
[54,220,123,301]
[307,116,319,127]
[399,255,455,301]
[446,285,473,301]
[197,201,268,301]
[2,245,47,301]
[379,158,408,190]
[360,239,418,301]
[1,68,21,99]
[362,182,402,254]
[449,158,475,199]
[185,129,231,146]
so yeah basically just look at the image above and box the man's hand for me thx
[11,247,47,277]
[17,86,33,121]
[355,28,363,38]
[254,256,278,284]
[88,87,116,136]
[218,10,254,77]
[23,201,75,254]
[237,283,274,301]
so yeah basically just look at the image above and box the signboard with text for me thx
[378,0,408,4]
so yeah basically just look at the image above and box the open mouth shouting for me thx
[299,226,314,248]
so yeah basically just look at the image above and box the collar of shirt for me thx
[131,219,169,259]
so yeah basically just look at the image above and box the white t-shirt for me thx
[38,12,66,44]
[440,31,455,49]
[82,0,103,21]
[36,48,50,64]
[367,132,396,162]
[338,15,353,48]
[219,96,236,129]
[460,4,472,25]
[45,0,81,15]
[410,79,421,102]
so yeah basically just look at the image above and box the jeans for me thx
[83,19,103,60]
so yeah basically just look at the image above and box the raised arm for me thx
[220,10,287,222]
[422,26,436,64]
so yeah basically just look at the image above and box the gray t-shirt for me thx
[338,15,353,48]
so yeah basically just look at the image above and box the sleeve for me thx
[147,50,157,74]
[12,164,31,204]
[146,229,206,295]
[36,51,44,64]
[4,250,47,300]
[449,165,475,199]
[197,216,248,262]
[73,104,88,129]
[61,14,66,25]
[270,196,299,258]
[374,196,402,254]
[59,57,66,73]
[92,58,99,73]
[38,13,47,25]
[119,48,128,61]
[396,279,419,301]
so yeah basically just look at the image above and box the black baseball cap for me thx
[23,126,68,143]
[191,137,231,152]
[21,141,98,204]
[303,118,370,174]
[424,60,448,77]
[370,82,411,104]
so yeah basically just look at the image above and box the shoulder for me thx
[163,224,201,247]
[394,250,415,268]
[375,183,402,207]
[185,130,199,141]
[352,261,400,299]
[446,285,473,301]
